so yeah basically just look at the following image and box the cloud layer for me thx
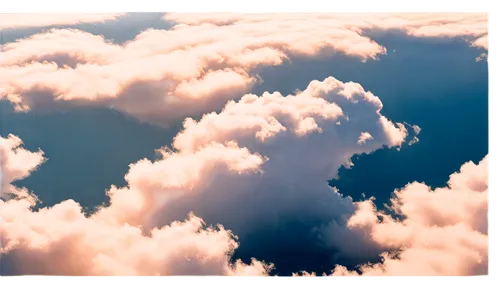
[1,76,412,275]
[0,13,125,29]
[0,73,488,275]
[0,14,488,275]
[0,13,487,126]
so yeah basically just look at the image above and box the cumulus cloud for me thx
[357,132,373,145]
[0,14,487,275]
[0,13,125,29]
[4,71,481,276]
[312,155,488,276]
[0,134,45,199]
[76,77,412,274]
[0,134,271,275]
[1,13,486,126]
[94,76,410,245]
[1,76,411,275]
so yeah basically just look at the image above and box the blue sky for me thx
[0,13,489,276]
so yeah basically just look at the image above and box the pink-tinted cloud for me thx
[472,35,488,50]
[0,14,486,125]
[98,76,411,236]
[0,14,486,276]
[357,132,374,145]
[312,155,488,276]
[0,13,125,29]
[0,134,271,275]
[1,197,271,275]
[0,134,45,198]
[164,13,487,45]
[1,76,413,275]
[0,29,122,66]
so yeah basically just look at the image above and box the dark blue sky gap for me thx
[490,79,493,124]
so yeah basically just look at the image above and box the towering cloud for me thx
[92,76,410,236]
[1,76,413,275]
[1,72,487,276]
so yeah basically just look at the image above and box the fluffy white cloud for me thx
[0,13,487,276]
[311,155,488,276]
[1,76,412,275]
[0,14,486,126]
[0,134,271,275]
[3,73,484,276]
[0,134,45,199]
[74,77,413,275]
[0,13,125,29]
[93,76,411,242]
[357,132,373,145]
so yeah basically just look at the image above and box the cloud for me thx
[2,72,485,276]
[472,35,488,50]
[475,53,487,62]
[0,13,125,29]
[407,124,421,145]
[412,124,421,135]
[72,77,412,274]
[95,76,410,243]
[0,14,486,126]
[1,197,272,276]
[0,14,487,275]
[0,134,45,199]
[357,132,373,145]
[164,13,488,47]
[310,155,488,276]
[0,134,271,275]
[1,76,412,275]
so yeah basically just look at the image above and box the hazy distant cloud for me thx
[475,53,487,62]
[164,13,488,49]
[0,14,486,126]
[309,155,488,276]
[412,124,421,135]
[0,29,122,66]
[0,13,126,29]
